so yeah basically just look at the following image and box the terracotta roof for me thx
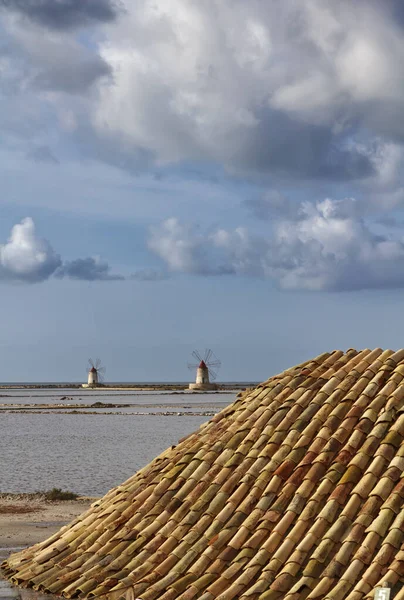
[4,348,404,600]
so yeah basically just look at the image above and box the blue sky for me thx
[2,0,404,382]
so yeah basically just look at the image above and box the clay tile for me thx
[329,483,352,505]
[359,496,382,518]
[376,444,396,462]
[274,460,296,481]
[323,559,345,579]
[336,446,357,466]
[361,436,380,455]
[305,462,328,482]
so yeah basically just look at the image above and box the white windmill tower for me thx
[188,349,221,390]
[82,358,106,388]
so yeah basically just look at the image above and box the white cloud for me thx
[86,0,404,182]
[148,218,227,275]
[149,217,271,278]
[0,217,61,282]
[3,0,404,192]
[149,200,404,292]
[0,218,124,284]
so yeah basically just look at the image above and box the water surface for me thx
[0,391,234,496]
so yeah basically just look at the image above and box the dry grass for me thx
[0,504,43,514]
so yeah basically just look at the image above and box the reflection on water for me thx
[0,391,234,497]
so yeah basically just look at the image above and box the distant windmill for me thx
[85,358,106,387]
[188,349,221,390]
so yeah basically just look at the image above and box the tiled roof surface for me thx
[4,348,404,600]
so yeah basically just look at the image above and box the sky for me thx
[2,0,404,381]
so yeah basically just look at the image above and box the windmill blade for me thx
[208,368,217,381]
[205,349,212,363]
[207,360,221,369]
[206,350,220,363]
[88,359,95,370]
[95,358,102,369]
[187,362,199,370]
[192,350,202,362]
[97,367,106,375]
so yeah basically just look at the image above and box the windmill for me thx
[188,349,221,390]
[85,358,106,387]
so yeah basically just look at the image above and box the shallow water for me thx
[0,391,234,497]
[0,389,232,405]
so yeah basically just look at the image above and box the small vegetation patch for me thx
[43,488,79,501]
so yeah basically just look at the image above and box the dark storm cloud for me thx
[0,0,120,30]
[56,257,124,281]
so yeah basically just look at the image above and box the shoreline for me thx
[0,383,254,392]
[0,494,95,555]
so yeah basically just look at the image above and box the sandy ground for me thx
[0,496,97,598]
[0,495,95,551]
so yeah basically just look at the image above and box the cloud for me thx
[3,0,404,191]
[84,0,404,182]
[31,53,111,95]
[245,192,366,223]
[0,218,124,284]
[267,200,404,291]
[377,216,404,228]
[0,0,120,30]
[149,202,404,292]
[5,22,112,95]
[55,257,124,281]
[149,218,271,277]
[148,218,234,276]
[0,217,62,282]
